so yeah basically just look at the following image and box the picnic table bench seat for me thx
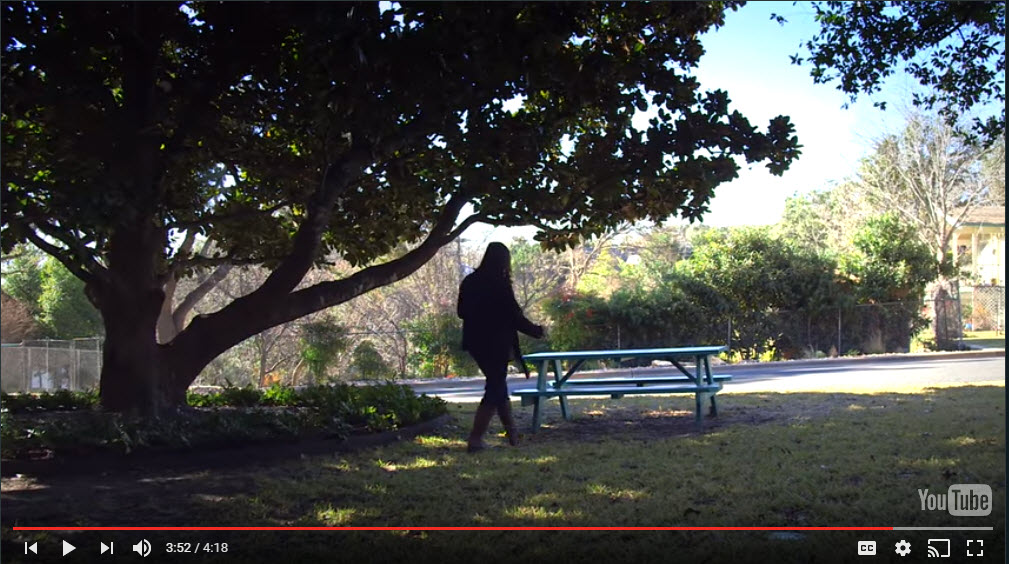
[552,374,732,388]
[514,382,724,426]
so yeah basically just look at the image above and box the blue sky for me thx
[693,1,912,226]
[470,1,920,243]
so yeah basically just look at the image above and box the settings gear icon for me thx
[894,539,912,557]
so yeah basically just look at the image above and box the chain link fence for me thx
[0,338,103,393]
[962,285,1005,333]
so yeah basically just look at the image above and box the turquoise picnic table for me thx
[513,345,729,432]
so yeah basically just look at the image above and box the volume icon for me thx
[133,539,151,558]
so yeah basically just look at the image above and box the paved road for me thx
[409,352,1005,403]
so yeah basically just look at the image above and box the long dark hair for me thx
[478,242,512,283]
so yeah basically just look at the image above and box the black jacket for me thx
[457,270,542,362]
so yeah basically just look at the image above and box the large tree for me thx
[775,181,875,257]
[787,1,1005,146]
[1,2,799,415]
[855,112,998,272]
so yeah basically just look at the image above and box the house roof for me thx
[954,206,1005,227]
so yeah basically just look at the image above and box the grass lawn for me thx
[3,385,1005,563]
[963,330,1006,349]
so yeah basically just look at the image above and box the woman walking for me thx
[457,242,545,452]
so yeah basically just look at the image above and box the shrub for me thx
[261,383,298,406]
[404,312,476,378]
[2,382,446,460]
[1,389,99,413]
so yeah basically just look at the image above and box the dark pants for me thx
[474,355,509,407]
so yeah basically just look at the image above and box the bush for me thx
[1,389,99,413]
[404,312,476,378]
[1,383,447,460]
[261,383,299,406]
[0,408,340,458]
[351,382,446,429]
[541,290,608,351]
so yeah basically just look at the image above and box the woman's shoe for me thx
[497,402,520,446]
[466,403,496,453]
[466,440,490,453]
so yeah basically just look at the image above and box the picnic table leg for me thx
[532,396,543,432]
[531,361,548,433]
[554,359,571,421]
[703,355,718,416]
[694,392,703,428]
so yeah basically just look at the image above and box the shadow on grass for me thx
[2,386,1004,563]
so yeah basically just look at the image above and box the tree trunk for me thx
[93,230,203,415]
[97,284,185,415]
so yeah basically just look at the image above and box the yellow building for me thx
[951,206,1005,286]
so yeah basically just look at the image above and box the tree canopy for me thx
[1,2,799,414]
[786,1,1005,146]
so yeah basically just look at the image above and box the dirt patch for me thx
[516,393,861,445]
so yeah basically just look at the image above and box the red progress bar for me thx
[13,526,895,531]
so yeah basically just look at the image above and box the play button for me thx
[62,540,76,556]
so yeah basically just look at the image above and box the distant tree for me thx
[632,223,699,277]
[508,238,567,313]
[350,340,394,381]
[331,242,466,376]
[37,258,104,339]
[682,228,839,314]
[787,1,1005,145]
[299,320,349,384]
[679,227,840,358]
[839,213,936,352]
[841,213,937,304]
[776,183,873,257]
[1,291,41,342]
[981,135,1006,206]
[1,244,44,316]
[2,245,102,339]
[854,112,998,273]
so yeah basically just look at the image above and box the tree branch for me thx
[447,213,487,240]
[173,263,233,329]
[168,202,290,231]
[23,229,95,284]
